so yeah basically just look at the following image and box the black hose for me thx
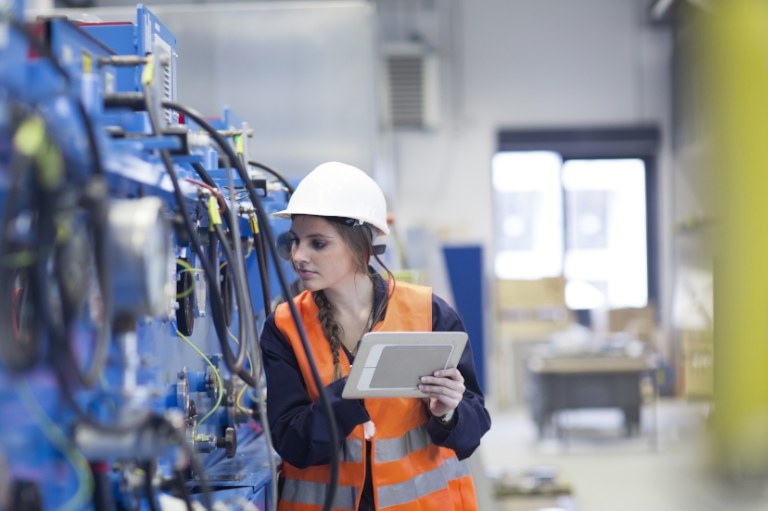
[141,461,160,511]
[0,134,43,371]
[172,470,194,511]
[163,100,340,511]
[210,210,252,350]
[191,162,257,328]
[192,161,272,318]
[142,84,251,383]
[247,160,295,195]
[154,416,213,511]
[216,157,258,368]
[0,18,113,387]
[254,230,272,318]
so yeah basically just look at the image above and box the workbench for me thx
[527,353,654,439]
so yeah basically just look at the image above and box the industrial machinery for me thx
[0,2,325,509]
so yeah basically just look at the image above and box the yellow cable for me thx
[175,327,224,441]
[207,196,222,232]
[13,116,46,157]
[0,250,36,268]
[234,134,244,155]
[248,212,259,235]
[13,116,63,190]
[175,258,202,299]
[16,380,93,511]
[227,327,255,415]
[235,385,250,416]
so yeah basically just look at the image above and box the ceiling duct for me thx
[384,42,439,131]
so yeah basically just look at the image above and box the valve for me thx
[195,427,237,458]
[216,427,238,458]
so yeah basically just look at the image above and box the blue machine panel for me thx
[0,5,290,510]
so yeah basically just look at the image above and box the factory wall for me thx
[386,0,676,371]
[41,1,383,181]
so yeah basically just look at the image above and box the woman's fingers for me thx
[418,368,466,418]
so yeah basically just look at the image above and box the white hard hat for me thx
[273,162,390,236]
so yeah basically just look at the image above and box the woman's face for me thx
[289,215,358,293]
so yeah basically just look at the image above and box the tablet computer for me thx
[341,331,468,399]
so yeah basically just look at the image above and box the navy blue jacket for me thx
[260,274,491,469]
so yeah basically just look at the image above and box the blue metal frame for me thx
[0,5,288,510]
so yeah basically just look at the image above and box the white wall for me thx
[39,1,382,178]
[391,0,674,324]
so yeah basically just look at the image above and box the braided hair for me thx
[310,219,394,381]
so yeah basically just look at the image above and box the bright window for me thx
[492,151,563,280]
[493,153,649,309]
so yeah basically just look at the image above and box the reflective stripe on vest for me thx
[374,423,431,463]
[282,478,359,511]
[344,438,364,464]
[377,456,471,509]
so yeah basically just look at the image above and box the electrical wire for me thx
[236,330,280,511]
[208,196,255,371]
[235,381,251,416]
[164,100,340,511]
[26,355,213,509]
[1,123,43,371]
[115,415,213,510]
[221,150,261,385]
[142,82,252,384]
[247,160,295,195]
[227,327,257,416]
[184,177,226,213]
[190,162,217,188]
[172,469,194,511]
[2,14,108,179]
[249,216,273,320]
[226,324,279,511]
[15,380,94,511]
[175,258,202,300]
[256,220,273,315]
[0,18,113,388]
[175,326,224,440]
[141,461,161,511]
[189,162,270,325]
[52,201,111,390]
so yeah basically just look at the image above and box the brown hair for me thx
[311,219,395,381]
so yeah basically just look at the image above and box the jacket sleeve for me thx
[260,315,371,468]
[426,294,492,460]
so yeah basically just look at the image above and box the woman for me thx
[260,161,491,511]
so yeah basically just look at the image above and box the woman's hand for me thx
[419,367,465,420]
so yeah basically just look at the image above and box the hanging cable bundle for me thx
[163,100,341,511]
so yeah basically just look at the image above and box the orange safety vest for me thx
[274,281,478,511]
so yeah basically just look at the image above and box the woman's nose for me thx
[292,242,308,264]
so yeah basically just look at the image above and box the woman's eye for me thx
[312,240,326,250]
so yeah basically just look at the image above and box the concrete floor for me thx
[478,399,768,511]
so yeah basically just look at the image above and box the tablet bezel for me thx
[341,331,468,399]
